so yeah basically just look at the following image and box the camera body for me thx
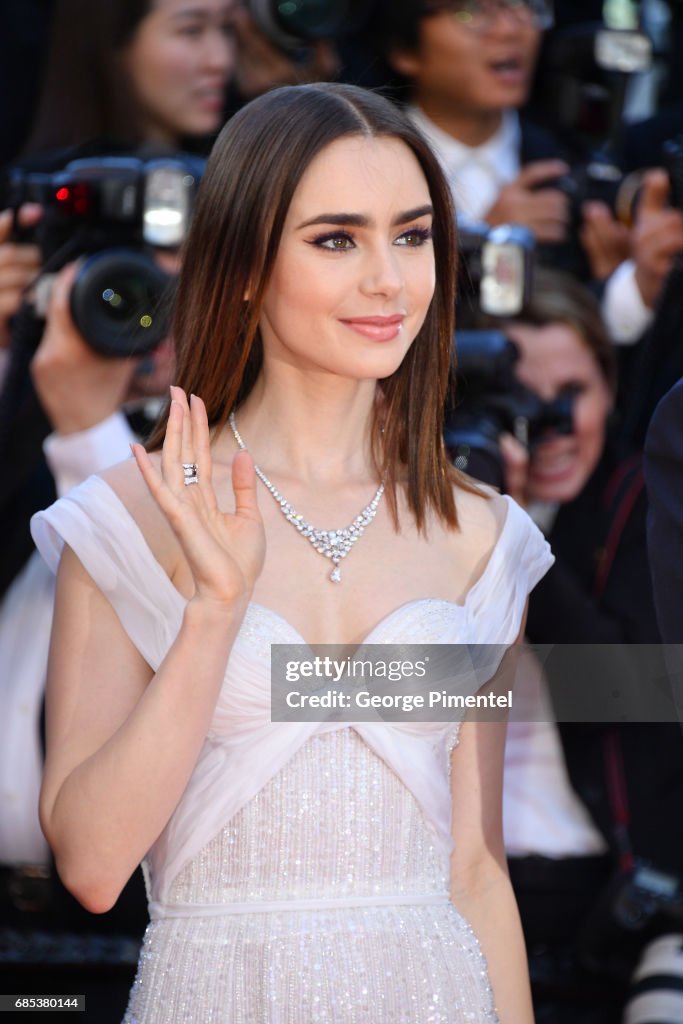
[578,862,683,986]
[4,153,204,356]
[446,223,572,489]
[445,330,574,490]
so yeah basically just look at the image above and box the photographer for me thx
[494,268,683,1021]
[374,0,579,261]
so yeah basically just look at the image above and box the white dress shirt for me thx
[407,105,521,224]
[601,258,653,344]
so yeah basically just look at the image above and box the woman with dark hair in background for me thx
[32,82,553,1022]
[22,0,237,155]
[1,0,238,574]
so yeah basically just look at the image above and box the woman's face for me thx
[258,135,436,382]
[505,321,613,504]
[124,0,236,143]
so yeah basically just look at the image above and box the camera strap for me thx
[603,728,635,876]
[594,453,644,600]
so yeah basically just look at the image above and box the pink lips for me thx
[340,315,405,342]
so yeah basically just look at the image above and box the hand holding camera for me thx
[30,262,139,436]
[484,159,571,245]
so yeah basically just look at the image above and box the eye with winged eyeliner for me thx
[309,226,433,251]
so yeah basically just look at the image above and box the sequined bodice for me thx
[169,729,447,908]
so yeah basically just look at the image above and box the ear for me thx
[387,47,422,79]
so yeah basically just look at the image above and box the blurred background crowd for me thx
[1,1,682,1021]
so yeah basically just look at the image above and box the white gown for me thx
[32,476,553,1023]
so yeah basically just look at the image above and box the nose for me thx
[360,244,403,299]
[204,26,235,78]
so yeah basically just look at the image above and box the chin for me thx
[528,469,590,506]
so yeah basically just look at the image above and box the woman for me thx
[22,0,236,155]
[32,83,552,1023]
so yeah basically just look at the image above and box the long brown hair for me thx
[22,0,156,156]
[148,82,475,530]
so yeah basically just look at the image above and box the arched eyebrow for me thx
[295,205,434,230]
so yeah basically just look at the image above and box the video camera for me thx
[3,153,204,357]
[446,225,574,490]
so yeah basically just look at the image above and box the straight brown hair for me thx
[22,0,152,156]
[147,82,478,531]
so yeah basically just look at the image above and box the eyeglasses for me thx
[422,0,554,33]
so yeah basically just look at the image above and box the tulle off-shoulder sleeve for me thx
[31,474,185,670]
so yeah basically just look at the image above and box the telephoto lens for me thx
[69,250,172,357]
[623,934,683,1024]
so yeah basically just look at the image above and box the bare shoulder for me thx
[98,454,181,578]
[452,480,508,554]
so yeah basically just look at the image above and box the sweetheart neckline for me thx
[242,596,468,650]
[85,475,516,648]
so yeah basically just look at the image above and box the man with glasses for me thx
[379,0,573,250]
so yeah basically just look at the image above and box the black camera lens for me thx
[247,0,359,49]
[69,249,172,358]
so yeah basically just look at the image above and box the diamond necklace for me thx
[228,412,384,584]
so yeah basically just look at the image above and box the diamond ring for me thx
[182,463,199,486]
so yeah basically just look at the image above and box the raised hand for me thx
[132,386,265,609]
[632,169,683,309]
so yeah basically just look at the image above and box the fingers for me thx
[499,432,530,507]
[161,392,185,488]
[515,160,570,190]
[160,387,215,502]
[637,168,671,217]
[232,449,260,521]
[0,206,43,326]
[580,202,631,281]
[190,393,216,512]
[487,172,570,243]
[0,203,42,245]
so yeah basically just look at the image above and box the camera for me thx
[3,153,204,357]
[532,16,654,231]
[578,862,683,983]
[624,934,683,1024]
[458,224,535,323]
[445,330,574,490]
[445,223,572,489]
[246,0,366,50]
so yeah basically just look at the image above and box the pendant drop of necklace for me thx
[229,412,384,584]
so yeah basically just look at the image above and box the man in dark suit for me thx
[644,377,683,647]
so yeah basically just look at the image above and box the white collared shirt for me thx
[407,105,521,224]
